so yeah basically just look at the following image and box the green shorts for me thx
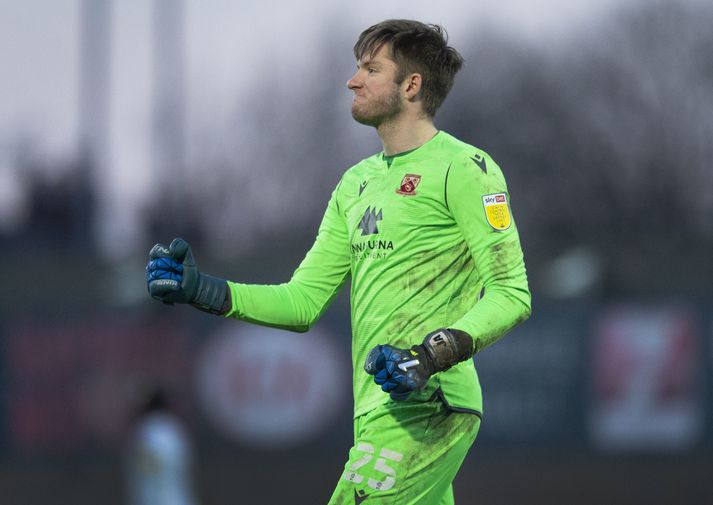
[328,394,480,505]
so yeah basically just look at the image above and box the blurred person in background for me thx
[146,19,530,504]
[126,387,198,505]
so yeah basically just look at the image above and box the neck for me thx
[377,112,438,156]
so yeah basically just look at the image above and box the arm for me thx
[225,183,352,332]
[446,151,531,352]
[146,183,352,331]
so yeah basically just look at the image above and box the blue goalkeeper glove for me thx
[146,237,229,315]
[364,328,474,401]
[364,344,435,401]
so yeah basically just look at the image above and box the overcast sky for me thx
[0,0,648,254]
[0,0,631,158]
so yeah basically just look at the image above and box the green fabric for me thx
[328,398,480,504]
[226,130,531,416]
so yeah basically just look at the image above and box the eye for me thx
[367,67,377,74]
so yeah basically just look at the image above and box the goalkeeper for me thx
[146,19,530,505]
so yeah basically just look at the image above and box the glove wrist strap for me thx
[421,328,474,373]
[191,274,229,315]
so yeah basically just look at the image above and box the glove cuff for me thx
[191,274,229,315]
[421,328,474,373]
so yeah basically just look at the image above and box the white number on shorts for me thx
[341,442,374,484]
[341,443,404,492]
[368,448,403,491]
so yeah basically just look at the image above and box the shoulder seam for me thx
[334,176,345,214]
[444,162,453,211]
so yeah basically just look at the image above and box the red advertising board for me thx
[4,317,194,453]
[590,306,703,451]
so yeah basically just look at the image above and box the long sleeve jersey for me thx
[226,131,531,417]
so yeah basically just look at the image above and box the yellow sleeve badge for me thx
[482,193,511,231]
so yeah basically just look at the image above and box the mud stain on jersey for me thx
[488,239,523,280]
[383,242,474,343]
[399,242,472,297]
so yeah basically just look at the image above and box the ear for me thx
[402,73,422,100]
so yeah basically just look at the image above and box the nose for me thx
[347,71,361,90]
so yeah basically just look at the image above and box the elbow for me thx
[490,283,531,327]
[292,322,312,333]
[487,282,532,326]
[291,312,320,333]
[521,301,532,323]
[285,284,328,333]
[517,292,532,325]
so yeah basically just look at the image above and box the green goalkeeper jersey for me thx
[226,131,531,417]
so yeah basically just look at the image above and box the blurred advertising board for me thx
[473,304,587,446]
[589,305,703,451]
[196,324,349,448]
[2,316,194,454]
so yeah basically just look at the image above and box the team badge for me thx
[482,193,511,231]
[396,174,421,196]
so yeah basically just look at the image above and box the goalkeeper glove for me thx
[364,328,474,401]
[146,237,229,315]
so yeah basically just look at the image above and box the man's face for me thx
[347,44,404,127]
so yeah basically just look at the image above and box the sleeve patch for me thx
[482,193,511,231]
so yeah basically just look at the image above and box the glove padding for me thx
[364,328,473,401]
[364,344,435,401]
[146,237,228,314]
[146,238,199,303]
[146,238,196,303]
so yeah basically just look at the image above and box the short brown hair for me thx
[354,19,464,117]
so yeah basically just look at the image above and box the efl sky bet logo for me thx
[482,194,506,204]
[482,193,511,231]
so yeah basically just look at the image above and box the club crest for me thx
[396,174,421,196]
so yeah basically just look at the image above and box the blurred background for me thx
[1,0,712,503]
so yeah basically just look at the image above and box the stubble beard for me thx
[351,86,403,127]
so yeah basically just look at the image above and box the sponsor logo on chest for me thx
[352,206,394,260]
